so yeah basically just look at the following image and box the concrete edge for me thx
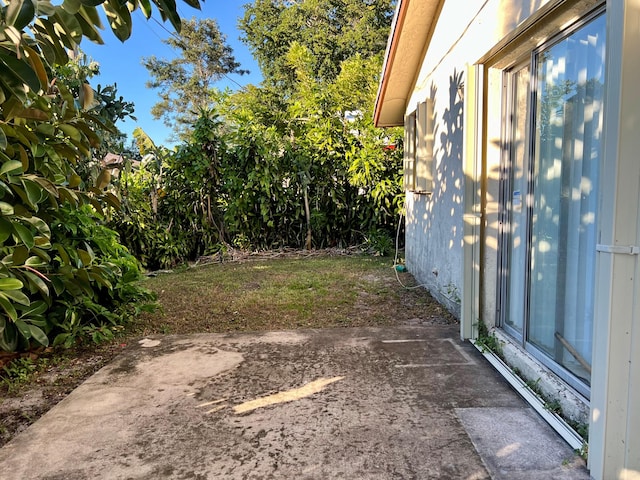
[472,342,585,451]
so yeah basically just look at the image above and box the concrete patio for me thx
[0,325,590,479]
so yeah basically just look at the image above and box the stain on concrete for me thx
[232,376,344,414]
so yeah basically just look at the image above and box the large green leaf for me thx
[0,217,13,243]
[0,126,7,150]
[61,0,82,14]
[0,52,41,94]
[21,178,47,207]
[0,293,18,321]
[0,67,28,104]
[75,13,104,44]
[79,0,107,6]
[10,188,34,213]
[89,267,112,289]
[50,276,65,295]
[28,175,59,198]
[58,187,79,204]
[16,145,29,172]
[73,119,101,147]
[33,34,58,66]
[102,0,132,41]
[5,0,36,30]
[13,222,35,249]
[35,0,56,16]
[2,289,30,306]
[33,18,70,66]
[0,278,24,290]
[21,300,48,317]
[23,215,51,237]
[0,319,18,351]
[178,0,200,10]
[23,45,49,90]
[0,95,25,122]
[23,271,50,296]
[13,318,31,339]
[25,255,46,267]
[28,324,49,346]
[30,246,51,262]
[0,160,23,176]
[35,123,55,137]
[77,248,93,266]
[155,0,181,33]
[77,4,103,28]
[53,8,84,48]
[58,123,82,142]
[55,244,71,265]
[134,0,152,18]
[12,245,30,265]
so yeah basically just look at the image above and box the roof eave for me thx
[374,0,444,128]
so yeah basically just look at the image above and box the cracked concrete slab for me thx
[0,326,589,479]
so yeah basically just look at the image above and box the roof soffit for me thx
[374,0,444,127]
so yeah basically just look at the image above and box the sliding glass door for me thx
[501,11,606,394]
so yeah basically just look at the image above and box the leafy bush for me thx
[46,204,156,348]
[0,0,203,354]
[110,102,404,269]
[109,122,224,270]
[365,229,395,256]
[0,202,155,352]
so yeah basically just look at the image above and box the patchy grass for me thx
[132,255,453,335]
[0,252,456,447]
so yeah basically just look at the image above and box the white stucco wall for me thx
[404,0,555,318]
[405,187,464,317]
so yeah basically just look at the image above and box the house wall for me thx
[403,0,598,448]
[404,0,554,318]
[398,0,640,476]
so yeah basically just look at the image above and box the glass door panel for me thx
[528,13,606,384]
[504,64,530,337]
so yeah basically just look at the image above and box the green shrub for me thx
[0,204,156,352]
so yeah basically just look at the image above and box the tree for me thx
[282,44,403,245]
[226,0,400,248]
[53,50,137,185]
[143,18,248,138]
[104,0,403,262]
[239,0,393,91]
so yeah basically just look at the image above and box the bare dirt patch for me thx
[0,251,456,447]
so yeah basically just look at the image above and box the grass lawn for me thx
[135,254,454,335]
[0,252,456,447]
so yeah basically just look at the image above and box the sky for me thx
[81,0,263,147]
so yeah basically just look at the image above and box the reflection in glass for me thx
[528,14,606,384]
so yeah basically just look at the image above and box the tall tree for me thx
[239,0,394,91]
[231,0,401,248]
[142,18,247,138]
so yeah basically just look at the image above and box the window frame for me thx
[403,110,416,191]
[404,99,434,194]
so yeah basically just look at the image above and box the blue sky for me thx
[82,0,262,147]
